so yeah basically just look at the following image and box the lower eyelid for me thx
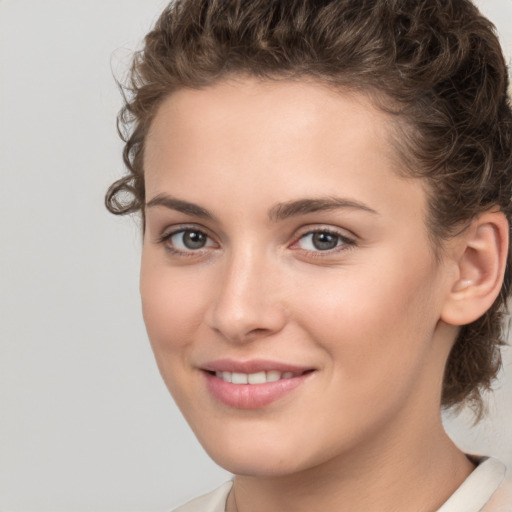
[156,226,355,255]
[161,228,221,256]
[291,236,357,259]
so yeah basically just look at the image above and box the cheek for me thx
[140,258,207,357]
[294,254,441,393]
[139,260,213,415]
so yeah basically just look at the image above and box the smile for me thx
[201,360,316,409]
[212,370,306,384]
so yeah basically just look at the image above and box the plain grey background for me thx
[0,0,511,510]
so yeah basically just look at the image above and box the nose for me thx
[205,248,288,343]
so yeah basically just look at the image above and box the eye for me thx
[160,228,216,253]
[295,229,354,252]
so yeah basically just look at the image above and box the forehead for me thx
[146,78,390,158]
[144,78,427,228]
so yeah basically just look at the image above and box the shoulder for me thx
[438,457,511,512]
[483,460,512,512]
[172,481,233,512]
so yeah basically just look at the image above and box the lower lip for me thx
[203,371,313,409]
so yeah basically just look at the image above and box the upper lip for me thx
[200,358,314,374]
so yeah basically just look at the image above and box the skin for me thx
[140,78,498,512]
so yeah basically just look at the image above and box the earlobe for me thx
[441,211,509,326]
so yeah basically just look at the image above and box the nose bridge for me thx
[207,242,286,342]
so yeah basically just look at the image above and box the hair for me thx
[105,0,512,416]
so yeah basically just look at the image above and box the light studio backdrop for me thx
[0,1,511,511]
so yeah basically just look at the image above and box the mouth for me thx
[205,369,313,384]
[200,360,316,409]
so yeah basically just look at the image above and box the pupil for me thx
[184,231,206,249]
[312,232,338,250]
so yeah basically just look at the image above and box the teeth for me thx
[213,370,303,384]
[266,370,281,382]
[232,372,248,384]
[248,371,267,384]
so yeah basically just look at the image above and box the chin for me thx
[193,425,331,478]
[209,449,310,478]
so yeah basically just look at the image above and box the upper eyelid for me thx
[290,227,358,255]
[156,224,357,249]
[154,226,215,251]
[294,225,357,241]
[159,224,213,240]
[158,227,217,255]
[159,225,354,237]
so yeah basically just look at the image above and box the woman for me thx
[106,0,512,510]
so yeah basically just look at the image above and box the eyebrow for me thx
[145,194,378,221]
[267,196,378,221]
[146,194,215,220]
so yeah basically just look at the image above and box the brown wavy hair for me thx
[106,0,512,415]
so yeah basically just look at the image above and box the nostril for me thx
[248,327,271,336]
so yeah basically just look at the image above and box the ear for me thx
[441,211,509,326]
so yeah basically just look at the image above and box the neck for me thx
[228,411,474,512]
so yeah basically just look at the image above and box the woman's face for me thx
[141,78,458,476]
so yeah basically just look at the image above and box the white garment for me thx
[172,457,512,512]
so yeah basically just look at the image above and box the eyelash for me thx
[157,226,357,258]
[292,228,356,256]
[157,226,216,257]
